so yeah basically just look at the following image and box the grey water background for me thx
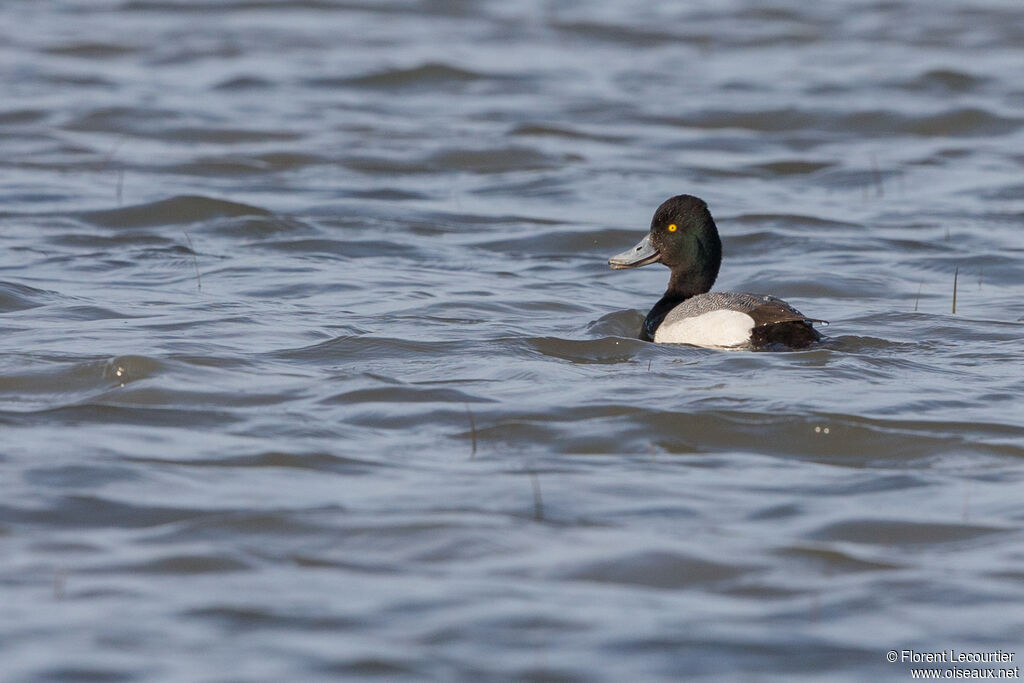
[2,0,1023,680]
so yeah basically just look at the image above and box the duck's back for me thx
[654,292,821,348]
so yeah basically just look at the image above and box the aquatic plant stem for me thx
[952,266,958,314]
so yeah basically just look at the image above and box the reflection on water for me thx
[1,0,1023,680]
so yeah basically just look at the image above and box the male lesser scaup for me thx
[609,194,825,349]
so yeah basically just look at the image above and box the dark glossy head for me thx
[608,194,722,296]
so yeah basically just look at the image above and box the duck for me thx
[608,194,825,349]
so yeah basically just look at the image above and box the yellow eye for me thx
[667,224,677,232]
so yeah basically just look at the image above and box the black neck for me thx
[642,293,687,341]
[641,270,717,341]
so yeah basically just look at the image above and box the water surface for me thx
[2,1,1023,681]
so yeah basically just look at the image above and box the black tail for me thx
[751,321,822,349]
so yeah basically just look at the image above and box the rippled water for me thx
[2,1,1023,680]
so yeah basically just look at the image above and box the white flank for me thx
[653,309,755,347]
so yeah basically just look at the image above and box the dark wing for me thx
[744,297,826,349]
[746,298,828,328]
